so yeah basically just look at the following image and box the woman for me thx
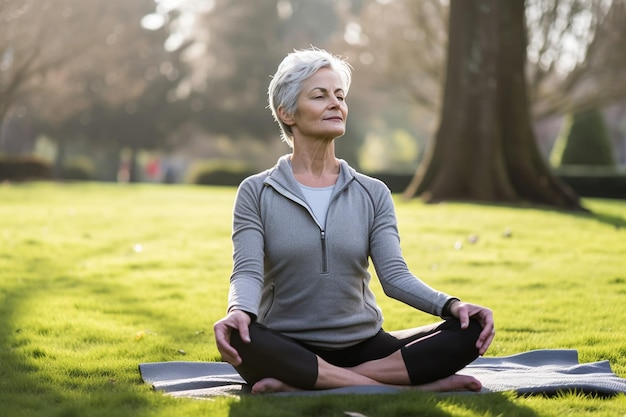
[213,48,495,394]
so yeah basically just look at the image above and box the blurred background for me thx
[1,0,625,190]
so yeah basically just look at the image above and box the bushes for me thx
[551,108,615,167]
[0,156,96,182]
[547,108,624,199]
[366,171,626,199]
[0,156,54,181]
[557,171,626,199]
[187,160,254,186]
[58,156,94,181]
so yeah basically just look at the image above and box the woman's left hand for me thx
[450,301,495,355]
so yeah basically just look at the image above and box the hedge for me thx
[367,172,625,200]
[551,108,615,167]
[0,157,54,181]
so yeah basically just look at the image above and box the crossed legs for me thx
[230,320,483,394]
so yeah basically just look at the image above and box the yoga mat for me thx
[139,349,626,398]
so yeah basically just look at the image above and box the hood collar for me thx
[266,154,356,192]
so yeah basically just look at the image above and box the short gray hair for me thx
[268,48,352,148]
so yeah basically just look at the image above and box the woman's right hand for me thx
[213,309,251,366]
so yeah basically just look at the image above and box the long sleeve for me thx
[368,187,451,316]
[227,177,265,317]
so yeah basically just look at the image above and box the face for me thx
[280,67,348,142]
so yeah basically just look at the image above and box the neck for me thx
[290,140,339,187]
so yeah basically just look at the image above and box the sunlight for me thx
[277,0,293,20]
[141,13,166,31]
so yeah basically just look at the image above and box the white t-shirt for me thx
[299,183,334,227]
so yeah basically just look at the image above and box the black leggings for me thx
[230,319,482,389]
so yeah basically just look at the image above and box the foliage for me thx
[3,0,626,185]
[0,0,196,182]
[0,156,53,181]
[58,156,95,181]
[1,0,167,123]
[551,108,616,167]
[0,183,625,416]
[558,171,626,199]
[527,0,626,119]
[341,0,626,121]
[359,128,421,174]
[186,159,252,186]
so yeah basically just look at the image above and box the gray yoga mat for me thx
[139,349,626,398]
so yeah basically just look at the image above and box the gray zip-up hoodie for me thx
[228,154,454,349]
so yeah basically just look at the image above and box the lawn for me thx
[0,182,625,417]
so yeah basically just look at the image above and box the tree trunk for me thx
[403,0,583,211]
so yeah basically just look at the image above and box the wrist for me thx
[237,309,257,322]
[441,297,460,319]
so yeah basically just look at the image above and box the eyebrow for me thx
[309,87,345,95]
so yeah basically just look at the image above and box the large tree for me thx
[403,0,582,210]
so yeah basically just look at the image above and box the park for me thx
[0,183,625,416]
[1,1,626,416]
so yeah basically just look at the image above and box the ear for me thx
[277,106,295,126]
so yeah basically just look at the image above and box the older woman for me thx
[213,48,495,394]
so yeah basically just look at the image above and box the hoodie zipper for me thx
[264,175,353,276]
[320,230,328,274]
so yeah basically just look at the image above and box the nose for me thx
[327,96,343,108]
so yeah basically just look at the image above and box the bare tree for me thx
[528,0,626,118]
[0,1,176,135]
[1,0,195,181]
[0,0,113,125]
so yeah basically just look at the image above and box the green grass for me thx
[0,182,625,417]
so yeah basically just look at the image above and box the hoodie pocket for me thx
[261,283,276,321]
[362,279,381,321]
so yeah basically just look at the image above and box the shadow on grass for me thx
[451,199,626,229]
[227,391,541,417]
[570,204,626,229]
[0,278,64,416]
[0,255,231,416]
[0,270,160,416]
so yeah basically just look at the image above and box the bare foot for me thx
[251,378,300,394]
[251,374,481,394]
[414,374,482,392]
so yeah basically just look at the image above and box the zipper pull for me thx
[320,230,328,274]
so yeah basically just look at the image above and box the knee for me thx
[228,323,272,385]
[466,318,484,340]
[441,318,482,356]
[230,322,264,362]
[445,318,483,339]
[461,318,483,349]
[229,322,318,389]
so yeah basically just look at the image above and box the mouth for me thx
[324,117,343,122]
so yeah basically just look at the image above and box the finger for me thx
[223,348,242,366]
[476,323,495,355]
[477,331,494,355]
[214,324,242,365]
[216,337,242,365]
[237,321,251,343]
[459,307,470,329]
